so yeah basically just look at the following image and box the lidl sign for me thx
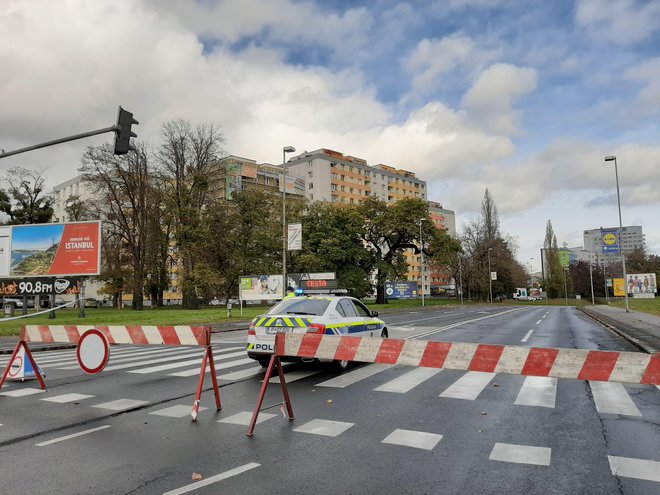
[601,229,619,254]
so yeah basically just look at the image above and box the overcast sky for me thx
[1,0,659,270]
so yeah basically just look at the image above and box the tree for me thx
[0,167,54,224]
[481,188,500,242]
[157,120,225,309]
[80,143,154,310]
[543,220,564,298]
[292,201,374,299]
[64,195,95,221]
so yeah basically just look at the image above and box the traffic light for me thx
[114,106,139,155]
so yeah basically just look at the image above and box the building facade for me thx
[583,226,645,264]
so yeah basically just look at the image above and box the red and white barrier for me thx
[247,333,659,435]
[277,334,659,384]
[0,324,221,420]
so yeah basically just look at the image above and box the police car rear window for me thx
[266,299,331,316]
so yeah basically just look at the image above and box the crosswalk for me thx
[1,346,657,420]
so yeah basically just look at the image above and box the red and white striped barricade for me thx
[247,333,659,435]
[0,325,221,420]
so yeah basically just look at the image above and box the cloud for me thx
[625,57,660,111]
[576,0,660,46]
[461,63,538,135]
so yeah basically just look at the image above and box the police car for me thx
[246,295,387,370]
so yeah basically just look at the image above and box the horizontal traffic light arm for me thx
[0,125,118,159]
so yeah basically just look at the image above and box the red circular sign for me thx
[77,329,110,374]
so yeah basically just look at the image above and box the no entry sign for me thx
[76,329,110,374]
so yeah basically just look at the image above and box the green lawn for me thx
[608,296,660,316]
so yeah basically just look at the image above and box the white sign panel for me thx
[490,271,497,281]
[287,223,302,251]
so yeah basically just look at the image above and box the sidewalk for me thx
[579,305,660,354]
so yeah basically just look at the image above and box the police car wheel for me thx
[334,359,350,371]
[381,328,388,338]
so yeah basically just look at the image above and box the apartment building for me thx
[52,175,95,223]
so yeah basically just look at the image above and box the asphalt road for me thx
[0,304,657,494]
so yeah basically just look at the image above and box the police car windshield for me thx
[267,298,330,316]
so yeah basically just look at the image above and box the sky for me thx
[1,0,659,272]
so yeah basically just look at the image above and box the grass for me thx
[608,296,660,317]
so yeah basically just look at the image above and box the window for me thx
[341,175,345,181]
[331,173,338,180]
[308,171,313,178]
[340,185,345,192]
[337,299,358,317]
[331,184,337,191]
[350,198,354,204]
[308,182,313,189]
[352,300,371,317]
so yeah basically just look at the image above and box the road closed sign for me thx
[77,329,110,374]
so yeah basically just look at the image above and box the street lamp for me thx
[529,257,535,286]
[588,251,595,305]
[604,155,630,312]
[487,247,493,304]
[282,146,296,297]
[563,268,568,306]
[458,254,464,306]
[419,218,427,307]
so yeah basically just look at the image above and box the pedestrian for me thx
[284,286,295,298]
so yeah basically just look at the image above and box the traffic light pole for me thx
[0,125,117,159]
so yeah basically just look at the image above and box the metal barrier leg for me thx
[246,355,278,437]
[206,346,222,411]
[276,357,294,421]
[191,349,209,421]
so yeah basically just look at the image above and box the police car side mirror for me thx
[371,310,378,317]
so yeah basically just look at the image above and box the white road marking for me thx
[42,393,94,403]
[293,419,354,437]
[439,371,495,400]
[381,429,443,450]
[218,411,275,426]
[542,315,547,319]
[535,320,542,325]
[608,455,660,483]
[92,398,149,411]
[129,351,248,374]
[149,405,207,418]
[93,351,205,371]
[166,353,251,377]
[590,382,641,416]
[0,388,45,397]
[266,370,320,383]
[49,347,195,369]
[489,442,551,466]
[316,364,390,388]
[521,329,534,342]
[35,425,111,447]
[411,308,526,340]
[163,462,261,495]
[514,377,557,408]
[374,368,441,393]
[218,368,264,381]
[389,326,416,332]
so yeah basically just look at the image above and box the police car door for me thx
[335,299,362,335]
[350,299,378,337]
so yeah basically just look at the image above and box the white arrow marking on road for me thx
[521,329,534,342]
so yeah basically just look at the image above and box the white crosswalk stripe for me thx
[374,367,442,393]
[439,371,495,400]
[514,376,557,408]
[590,381,641,416]
[163,351,249,377]
[316,364,390,388]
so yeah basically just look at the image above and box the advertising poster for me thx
[601,229,619,254]
[287,224,302,251]
[0,277,82,296]
[10,222,101,277]
[385,281,418,299]
[626,273,657,298]
[613,278,626,297]
[558,250,571,269]
[240,275,283,301]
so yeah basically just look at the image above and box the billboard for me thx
[0,277,82,296]
[626,273,657,297]
[601,229,619,254]
[240,275,284,301]
[558,250,571,269]
[613,278,626,297]
[385,281,418,299]
[0,222,101,278]
[287,224,302,251]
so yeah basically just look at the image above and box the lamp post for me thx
[282,146,296,297]
[487,247,493,304]
[588,252,595,305]
[419,218,427,307]
[529,257,535,286]
[458,254,464,306]
[604,155,629,312]
[563,268,568,306]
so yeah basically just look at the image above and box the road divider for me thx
[246,333,659,435]
[0,324,221,421]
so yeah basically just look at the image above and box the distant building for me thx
[52,175,94,223]
[583,226,644,264]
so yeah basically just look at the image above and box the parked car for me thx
[84,297,99,308]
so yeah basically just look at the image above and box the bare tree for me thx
[157,120,224,309]
[80,143,154,310]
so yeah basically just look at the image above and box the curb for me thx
[577,307,656,354]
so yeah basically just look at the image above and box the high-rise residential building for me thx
[52,175,95,223]
[583,226,644,264]
[427,202,456,293]
[284,148,427,205]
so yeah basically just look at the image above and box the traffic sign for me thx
[76,329,110,374]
